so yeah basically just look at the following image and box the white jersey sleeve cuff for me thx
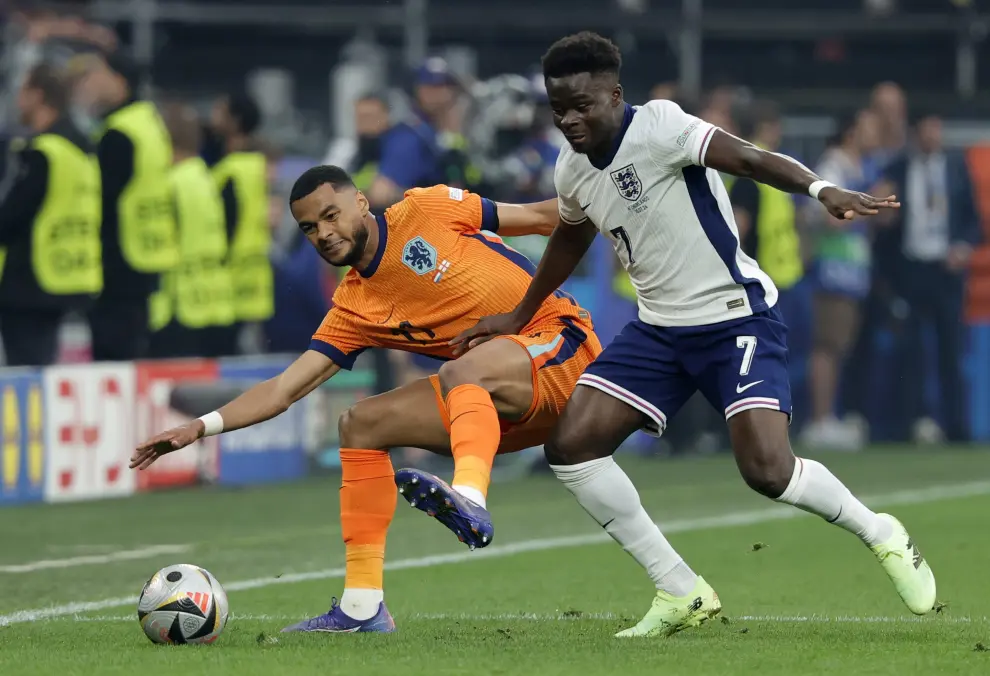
[695,124,717,167]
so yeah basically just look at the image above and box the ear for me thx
[611,83,623,107]
[355,189,370,217]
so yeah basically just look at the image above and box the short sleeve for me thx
[644,100,717,169]
[309,307,369,370]
[553,157,588,225]
[405,185,498,233]
[557,192,587,225]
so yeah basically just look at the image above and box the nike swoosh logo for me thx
[735,380,764,394]
[580,203,592,211]
[601,518,614,529]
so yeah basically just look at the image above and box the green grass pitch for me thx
[1,448,989,675]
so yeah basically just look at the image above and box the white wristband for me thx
[197,411,224,437]
[808,180,836,200]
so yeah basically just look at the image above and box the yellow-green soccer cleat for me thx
[615,575,721,638]
[870,513,937,615]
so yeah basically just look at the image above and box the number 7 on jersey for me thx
[736,335,757,376]
[609,227,635,264]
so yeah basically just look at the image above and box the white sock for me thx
[452,484,487,509]
[775,457,893,546]
[551,456,698,597]
[339,588,383,621]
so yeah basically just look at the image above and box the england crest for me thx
[610,163,642,201]
[402,236,437,275]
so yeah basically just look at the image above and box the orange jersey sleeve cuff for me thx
[308,338,366,370]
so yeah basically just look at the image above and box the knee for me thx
[438,358,487,396]
[736,442,795,499]
[338,402,379,450]
[545,424,591,466]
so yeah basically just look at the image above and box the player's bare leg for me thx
[394,337,537,549]
[283,378,452,633]
[728,408,936,615]
[546,386,720,637]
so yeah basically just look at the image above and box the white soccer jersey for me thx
[555,100,778,327]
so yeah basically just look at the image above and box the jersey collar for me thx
[360,213,389,278]
[589,103,636,171]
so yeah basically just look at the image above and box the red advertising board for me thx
[135,360,220,492]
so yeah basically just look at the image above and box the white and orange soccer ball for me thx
[137,564,229,645]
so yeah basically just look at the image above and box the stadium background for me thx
[0,0,988,504]
[1,3,990,673]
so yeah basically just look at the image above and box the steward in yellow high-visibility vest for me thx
[148,104,235,358]
[207,92,274,355]
[72,51,177,361]
[0,64,102,366]
[726,102,804,293]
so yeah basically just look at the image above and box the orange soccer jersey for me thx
[310,185,602,449]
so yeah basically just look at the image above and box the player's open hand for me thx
[450,312,526,356]
[130,420,205,470]
[818,186,899,221]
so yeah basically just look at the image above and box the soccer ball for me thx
[137,563,229,645]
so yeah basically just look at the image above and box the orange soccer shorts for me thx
[429,315,602,453]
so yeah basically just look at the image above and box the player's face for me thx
[545,73,622,155]
[291,183,371,268]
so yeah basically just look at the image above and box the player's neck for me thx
[353,214,381,273]
[587,105,627,165]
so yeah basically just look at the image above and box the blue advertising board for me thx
[0,369,45,505]
[217,358,307,485]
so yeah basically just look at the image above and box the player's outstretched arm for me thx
[493,199,559,237]
[451,215,597,354]
[130,350,340,470]
[704,129,900,221]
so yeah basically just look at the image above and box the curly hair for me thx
[541,31,622,80]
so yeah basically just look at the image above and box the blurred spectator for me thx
[869,82,908,165]
[324,93,391,191]
[729,101,805,297]
[803,110,881,449]
[364,56,478,209]
[149,102,234,358]
[73,51,177,361]
[501,77,562,204]
[882,114,981,442]
[208,91,275,355]
[0,63,100,366]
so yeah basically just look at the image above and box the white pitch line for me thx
[2,479,988,627]
[59,612,985,625]
[0,545,192,574]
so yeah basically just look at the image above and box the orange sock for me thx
[445,384,500,507]
[339,449,395,593]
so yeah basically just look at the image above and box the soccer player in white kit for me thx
[455,31,937,638]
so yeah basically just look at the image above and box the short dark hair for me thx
[541,31,622,80]
[24,63,69,112]
[227,92,261,135]
[290,165,355,204]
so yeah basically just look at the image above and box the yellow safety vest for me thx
[102,101,179,273]
[725,176,803,291]
[752,183,803,290]
[0,134,103,295]
[212,152,274,322]
[150,158,235,330]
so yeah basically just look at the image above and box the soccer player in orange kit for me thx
[131,165,601,633]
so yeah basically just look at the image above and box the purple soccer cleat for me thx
[281,598,396,633]
[394,468,494,549]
